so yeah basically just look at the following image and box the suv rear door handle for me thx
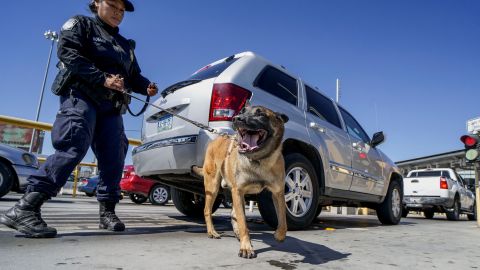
[309,122,326,133]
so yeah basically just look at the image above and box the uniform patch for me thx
[62,18,78,31]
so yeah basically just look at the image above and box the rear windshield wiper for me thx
[161,79,201,98]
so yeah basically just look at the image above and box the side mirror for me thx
[370,131,385,148]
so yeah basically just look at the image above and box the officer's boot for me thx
[0,192,57,238]
[99,201,125,231]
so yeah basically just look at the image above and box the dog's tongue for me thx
[241,133,260,150]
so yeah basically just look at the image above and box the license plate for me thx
[157,115,173,132]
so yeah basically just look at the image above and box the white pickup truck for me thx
[403,168,476,221]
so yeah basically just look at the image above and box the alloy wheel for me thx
[284,166,313,217]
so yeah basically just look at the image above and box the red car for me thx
[120,165,170,205]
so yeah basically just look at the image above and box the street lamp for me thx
[29,30,59,153]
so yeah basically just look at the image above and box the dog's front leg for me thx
[271,189,287,242]
[230,195,245,240]
[231,187,256,258]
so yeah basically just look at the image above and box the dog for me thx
[192,104,289,259]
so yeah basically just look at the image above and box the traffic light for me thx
[460,134,480,162]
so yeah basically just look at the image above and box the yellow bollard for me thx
[72,166,79,198]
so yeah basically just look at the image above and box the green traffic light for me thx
[465,149,479,161]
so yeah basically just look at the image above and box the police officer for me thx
[0,0,157,238]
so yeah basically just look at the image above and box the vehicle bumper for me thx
[12,164,38,191]
[403,196,453,209]
[133,130,228,177]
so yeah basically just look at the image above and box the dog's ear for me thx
[277,113,289,123]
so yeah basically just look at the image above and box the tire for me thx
[315,205,322,217]
[0,162,14,198]
[130,193,148,204]
[376,180,402,225]
[85,192,95,197]
[258,153,319,230]
[467,202,477,221]
[149,185,169,205]
[424,208,434,219]
[446,197,460,221]
[171,188,221,218]
[401,206,409,218]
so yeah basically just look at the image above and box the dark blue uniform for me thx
[26,15,151,203]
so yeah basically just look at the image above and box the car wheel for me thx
[424,208,434,219]
[376,180,402,225]
[315,205,322,217]
[85,192,95,197]
[149,185,169,205]
[0,162,14,198]
[130,193,148,204]
[171,188,222,218]
[446,197,460,221]
[258,153,319,230]
[401,206,409,218]
[467,202,477,221]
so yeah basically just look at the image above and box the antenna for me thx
[336,78,340,103]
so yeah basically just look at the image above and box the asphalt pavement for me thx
[0,193,479,270]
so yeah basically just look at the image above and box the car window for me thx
[188,57,238,81]
[408,172,417,177]
[441,171,452,179]
[339,107,370,143]
[305,85,341,128]
[254,66,298,106]
[416,171,442,177]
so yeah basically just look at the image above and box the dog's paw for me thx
[207,230,222,239]
[238,247,256,259]
[274,229,286,242]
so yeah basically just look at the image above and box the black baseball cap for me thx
[121,0,134,12]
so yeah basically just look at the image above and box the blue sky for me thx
[0,0,478,165]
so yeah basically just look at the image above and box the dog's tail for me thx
[191,165,204,178]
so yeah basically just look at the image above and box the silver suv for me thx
[133,51,403,229]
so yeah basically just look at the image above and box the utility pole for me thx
[29,30,58,153]
[475,162,480,227]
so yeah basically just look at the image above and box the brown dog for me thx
[193,104,289,259]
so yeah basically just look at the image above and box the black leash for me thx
[121,90,217,134]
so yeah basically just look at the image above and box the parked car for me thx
[60,174,83,195]
[403,168,476,220]
[79,175,99,197]
[0,143,39,198]
[132,51,403,229]
[120,165,170,205]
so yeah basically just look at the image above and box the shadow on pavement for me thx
[253,232,350,266]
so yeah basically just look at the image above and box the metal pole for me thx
[29,30,58,153]
[475,162,480,227]
[336,78,340,103]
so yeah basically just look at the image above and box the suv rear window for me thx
[412,171,451,178]
[254,66,298,105]
[188,57,238,81]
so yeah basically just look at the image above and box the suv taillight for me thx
[440,177,448,189]
[209,83,252,122]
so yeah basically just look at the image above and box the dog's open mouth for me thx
[237,128,268,153]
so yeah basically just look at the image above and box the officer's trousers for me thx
[27,89,128,202]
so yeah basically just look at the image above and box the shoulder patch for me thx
[62,18,79,31]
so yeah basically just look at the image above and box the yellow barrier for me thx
[0,115,142,146]
[1,114,143,197]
